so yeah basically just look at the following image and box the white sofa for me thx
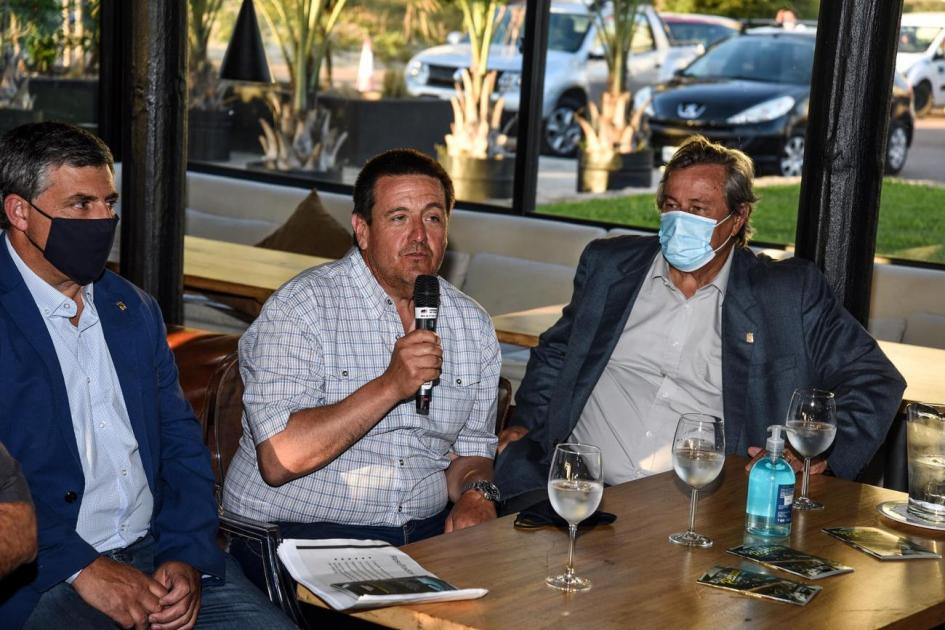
[115,167,945,388]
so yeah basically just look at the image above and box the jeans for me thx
[229,508,450,595]
[23,535,295,629]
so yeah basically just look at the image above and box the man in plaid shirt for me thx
[223,149,501,585]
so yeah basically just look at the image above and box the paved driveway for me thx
[900,112,945,184]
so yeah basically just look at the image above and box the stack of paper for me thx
[277,538,488,611]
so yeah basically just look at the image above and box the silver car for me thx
[405,1,699,157]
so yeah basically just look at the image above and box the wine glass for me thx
[546,443,603,592]
[785,388,837,511]
[668,414,725,548]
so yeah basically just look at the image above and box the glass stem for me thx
[801,457,811,498]
[688,488,699,534]
[566,523,577,578]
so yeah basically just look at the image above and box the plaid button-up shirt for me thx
[222,249,500,526]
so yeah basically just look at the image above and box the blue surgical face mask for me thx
[658,210,734,272]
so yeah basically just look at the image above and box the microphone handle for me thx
[415,314,437,415]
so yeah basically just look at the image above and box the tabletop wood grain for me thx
[182,236,332,304]
[298,458,945,629]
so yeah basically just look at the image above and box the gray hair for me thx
[656,135,758,247]
[0,122,114,229]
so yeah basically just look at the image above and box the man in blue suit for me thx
[0,123,291,628]
[495,136,906,506]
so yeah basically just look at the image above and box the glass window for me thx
[188,0,520,209]
[0,1,99,134]
[631,14,654,53]
[898,26,942,54]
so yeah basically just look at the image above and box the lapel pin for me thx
[745,332,754,344]
[116,301,127,311]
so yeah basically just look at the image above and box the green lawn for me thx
[536,180,945,264]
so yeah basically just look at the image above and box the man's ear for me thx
[3,194,29,231]
[351,213,369,250]
[733,203,751,230]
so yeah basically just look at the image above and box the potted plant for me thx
[187,0,235,162]
[253,0,349,175]
[436,0,514,203]
[576,0,653,193]
[0,6,43,133]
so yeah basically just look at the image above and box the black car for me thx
[642,29,914,176]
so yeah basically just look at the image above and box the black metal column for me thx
[794,0,904,326]
[96,0,126,160]
[118,0,188,325]
[512,0,550,214]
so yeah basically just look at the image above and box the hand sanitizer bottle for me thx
[745,425,795,537]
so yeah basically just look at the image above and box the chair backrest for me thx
[204,350,245,488]
[496,376,513,436]
[167,326,240,425]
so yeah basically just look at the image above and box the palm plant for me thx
[578,0,650,163]
[441,0,510,160]
[189,0,226,111]
[255,0,348,171]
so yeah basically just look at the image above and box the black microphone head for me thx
[414,274,440,308]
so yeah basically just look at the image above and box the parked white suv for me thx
[896,12,945,117]
[405,1,700,157]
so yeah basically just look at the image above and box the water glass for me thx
[668,414,725,548]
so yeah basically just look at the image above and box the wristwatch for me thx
[461,479,502,504]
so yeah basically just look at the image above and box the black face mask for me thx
[26,201,119,286]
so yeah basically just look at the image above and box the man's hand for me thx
[745,446,828,475]
[149,561,202,630]
[445,490,497,533]
[72,556,168,629]
[497,426,529,455]
[380,330,442,400]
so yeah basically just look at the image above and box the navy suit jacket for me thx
[495,236,906,499]
[0,235,224,627]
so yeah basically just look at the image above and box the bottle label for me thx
[776,484,794,524]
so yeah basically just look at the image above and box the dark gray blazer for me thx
[494,236,906,500]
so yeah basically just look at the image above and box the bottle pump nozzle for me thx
[766,425,786,461]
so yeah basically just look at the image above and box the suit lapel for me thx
[94,278,154,483]
[0,237,82,467]
[722,248,760,453]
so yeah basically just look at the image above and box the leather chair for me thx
[168,329,304,625]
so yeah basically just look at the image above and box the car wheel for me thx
[543,94,585,158]
[779,134,805,177]
[913,80,933,118]
[885,121,909,175]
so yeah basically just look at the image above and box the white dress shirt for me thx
[6,237,153,553]
[571,251,732,484]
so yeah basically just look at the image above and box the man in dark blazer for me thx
[0,123,290,628]
[495,136,906,505]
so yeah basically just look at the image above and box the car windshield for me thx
[898,26,943,54]
[682,35,814,84]
[666,22,737,47]
[492,7,591,53]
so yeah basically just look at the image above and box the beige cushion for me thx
[461,252,576,316]
[256,189,353,259]
[448,210,606,267]
[868,317,907,343]
[903,313,945,349]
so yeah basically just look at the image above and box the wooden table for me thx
[182,236,332,304]
[492,304,945,405]
[299,459,945,629]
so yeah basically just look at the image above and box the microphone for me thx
[414,274,439,415]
